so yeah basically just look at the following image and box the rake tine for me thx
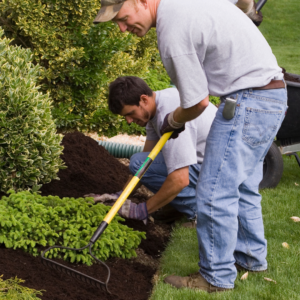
[41,243,111,293]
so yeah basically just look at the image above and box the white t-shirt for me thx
[146,88,217,174]
[156,0,283,109]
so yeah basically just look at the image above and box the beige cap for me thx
[93,0,126,23]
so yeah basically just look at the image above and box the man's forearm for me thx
[173,96,209,123]
[146,167,189,214]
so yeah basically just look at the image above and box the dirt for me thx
[1,132,172,300]
[40,132,131,198]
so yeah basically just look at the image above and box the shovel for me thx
[41,132,173,294]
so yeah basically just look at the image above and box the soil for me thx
[40,132,131,198]
[1,132,172,300]
[282,68,300,83]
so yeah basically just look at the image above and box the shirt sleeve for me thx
[162,53,209,109]
[162,124,198,174]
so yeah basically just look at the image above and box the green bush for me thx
[0,275,43,300]
[0,29,64,193]
[0,0,170,135]
[209,95,220,106]
[0,191,146,265]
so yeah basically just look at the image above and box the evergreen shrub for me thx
[0,191,146,265]
[0,29,64,193]
[0,0,170,136]
[0,275,43,299]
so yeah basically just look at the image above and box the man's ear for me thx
[140,94,149,106]
[139,0,148,9]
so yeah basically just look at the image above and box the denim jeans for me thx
[129,152,200,219]
[197,87,287,288]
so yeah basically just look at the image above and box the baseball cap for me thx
[93,0,126,24]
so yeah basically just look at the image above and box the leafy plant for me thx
[0,191,146,266]
[0,275,43,300]
[209,95,220,106]
[0,0,169,135]
[0,29,64,194]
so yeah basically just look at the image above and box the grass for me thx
[259,0,300,74]
[150,155,300,299]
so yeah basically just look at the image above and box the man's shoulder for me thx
[155,88,180,111]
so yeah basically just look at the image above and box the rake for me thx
[41,132,173,294]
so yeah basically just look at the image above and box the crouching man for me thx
[89,76,217,224]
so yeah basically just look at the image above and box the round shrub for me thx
[0,29,64,193]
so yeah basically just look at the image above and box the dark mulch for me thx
[40,132,130,198]
[1,132,171,300]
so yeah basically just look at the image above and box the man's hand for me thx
[118,200,148,224]
[245,0,263,26]
[85,192,148,224]
[160,111,185,139]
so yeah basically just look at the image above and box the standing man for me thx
[93,0,287,293]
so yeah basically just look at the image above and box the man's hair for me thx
[108,76,153,114]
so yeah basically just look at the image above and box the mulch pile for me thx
[40,132,130,198]
[1,132,171,300]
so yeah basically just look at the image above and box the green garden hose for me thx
[98,141,143,158]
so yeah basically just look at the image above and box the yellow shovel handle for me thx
[103,131,173,224]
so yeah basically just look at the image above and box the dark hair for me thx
[108,76,153,114]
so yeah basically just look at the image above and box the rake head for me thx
[41,243,111,294]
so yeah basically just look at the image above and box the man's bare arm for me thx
[173,96,209,124]
[143,139,158,152]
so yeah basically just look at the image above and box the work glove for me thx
[118,200,148,225]
[85,191,148,224]
[84,190,122,203]
[245,0,263,26]
[160,111,185,139]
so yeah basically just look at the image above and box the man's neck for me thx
[150,92,157,119]
[148,0,161,27]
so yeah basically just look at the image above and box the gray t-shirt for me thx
[146,88,217,174]
[156,0,283,109]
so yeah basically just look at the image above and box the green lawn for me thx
[151,155,300,300]
[259,0,300,74]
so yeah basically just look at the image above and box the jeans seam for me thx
[237,216,252,258]
[199,270,234,289]
[207,103,239,275]
[243,93,286,104]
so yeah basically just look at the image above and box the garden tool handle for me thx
[256,0,267,12]
[90,132,173,244]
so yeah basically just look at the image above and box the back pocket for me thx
[242,107,283,147]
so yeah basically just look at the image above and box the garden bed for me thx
[0,132,171,300]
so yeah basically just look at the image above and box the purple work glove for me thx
[85,191,148,224]
[245,0,263,26]
[160,111,185,139]
[118,200,148,225]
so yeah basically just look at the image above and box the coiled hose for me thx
[98,141,143,158]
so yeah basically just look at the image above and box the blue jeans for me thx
[129,152,200,219]
[197,87,287,288]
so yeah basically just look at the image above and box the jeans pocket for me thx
[242,107,283,147]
